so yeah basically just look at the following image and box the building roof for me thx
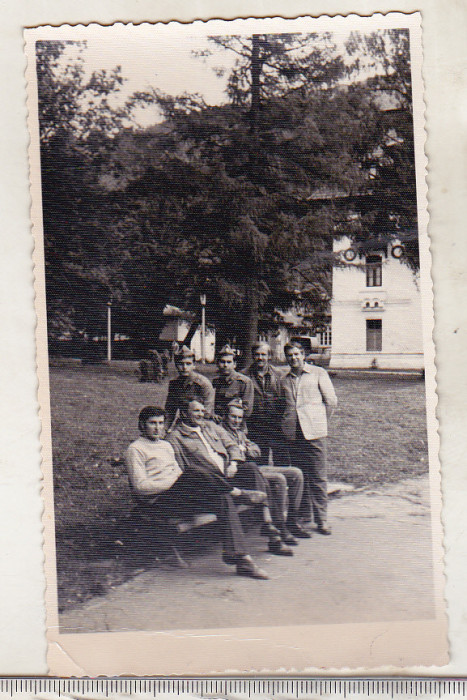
[162,304,195,320]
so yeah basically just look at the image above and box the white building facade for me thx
[330,237,424,370]
[159,308,216,362]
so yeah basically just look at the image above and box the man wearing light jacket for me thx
[279,341,338,535]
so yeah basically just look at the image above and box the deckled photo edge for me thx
[24,12,447,675]
[407,16,446,623]
[23,29,61,644]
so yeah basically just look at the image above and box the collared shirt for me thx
[247,363,283,424]
[288,371,301,401]
[222,423,262,461]
[212,370,254,418]
[183,424,226,473]
[279,363,338,441]
[168,420,244,477]
[165,371,215,425]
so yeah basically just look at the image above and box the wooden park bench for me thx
[111,458,252,568]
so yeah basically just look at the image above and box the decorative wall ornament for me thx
[343,248,357,261]
[391,244,404,259]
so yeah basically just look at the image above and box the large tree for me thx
[115,34,364,358]
[340,29,419,269]
[36,41,130,342]
[115,30,417,359]
[38,31,418,357]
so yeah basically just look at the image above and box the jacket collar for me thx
[177,421,205,437]
[248,363,273,379]
[285,362,314,378]
[176,372,198,384]
[222,422,240,437]
[215,370,237,384]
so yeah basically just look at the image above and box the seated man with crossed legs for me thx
[169,398,294,557]
[222,398,308,545]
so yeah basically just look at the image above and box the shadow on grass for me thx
[56,509,225,613]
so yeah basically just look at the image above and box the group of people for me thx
[125,341,338,580]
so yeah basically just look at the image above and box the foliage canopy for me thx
[36,31,418,356]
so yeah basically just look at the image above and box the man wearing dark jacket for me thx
[246,342,288,464]
[164,345,215,427]
[212,345,254,420]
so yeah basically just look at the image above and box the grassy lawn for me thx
[49,362,428,612]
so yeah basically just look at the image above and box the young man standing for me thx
[280,342,338,535]
[126,405,269,580]
[212,345,254,420]
[164,345,215,427]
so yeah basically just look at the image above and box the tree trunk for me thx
[182,311,201,347]
[250,35,261,132]
[239,277,260,368]
[237,35,262,367]
[249,35,262,183]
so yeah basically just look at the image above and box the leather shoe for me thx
[316,524,332,535]
[279,527,298,546]
[268,538,294,556]
[222,552,239,565]
[236,556,269,580]
[260,523,281,538]
[288,523,312,539]
[234,489,268,505]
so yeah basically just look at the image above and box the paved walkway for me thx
[60,476,436,633]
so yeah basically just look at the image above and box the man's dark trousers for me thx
[248,421,290,466]
[141,468,248,558]
[286,425,328,526]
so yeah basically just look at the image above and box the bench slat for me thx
[134,503,253,534]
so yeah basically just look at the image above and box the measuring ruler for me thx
[0,679,465,698]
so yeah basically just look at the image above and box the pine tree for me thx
[121,33,366,360]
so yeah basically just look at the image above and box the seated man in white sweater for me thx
[125,406,269,579]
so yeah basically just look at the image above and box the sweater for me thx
[125,436,183,496]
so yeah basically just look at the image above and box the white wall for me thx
[191,327,216,363]
[330,237,424,369]
[159,318,216,362]
[267,327,289,362]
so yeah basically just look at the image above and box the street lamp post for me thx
[200,293,207,364]
[107,300,112,363]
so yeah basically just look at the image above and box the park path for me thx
[60,476,436,633]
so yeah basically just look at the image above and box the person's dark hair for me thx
[138,406,166,431]
[179,397,205,415]
[284,341,305,355]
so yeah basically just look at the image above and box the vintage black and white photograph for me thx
[25,13,446,674]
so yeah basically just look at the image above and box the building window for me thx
[318,325,332,347]
[366,319,382,351]
[366,255,382,287]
